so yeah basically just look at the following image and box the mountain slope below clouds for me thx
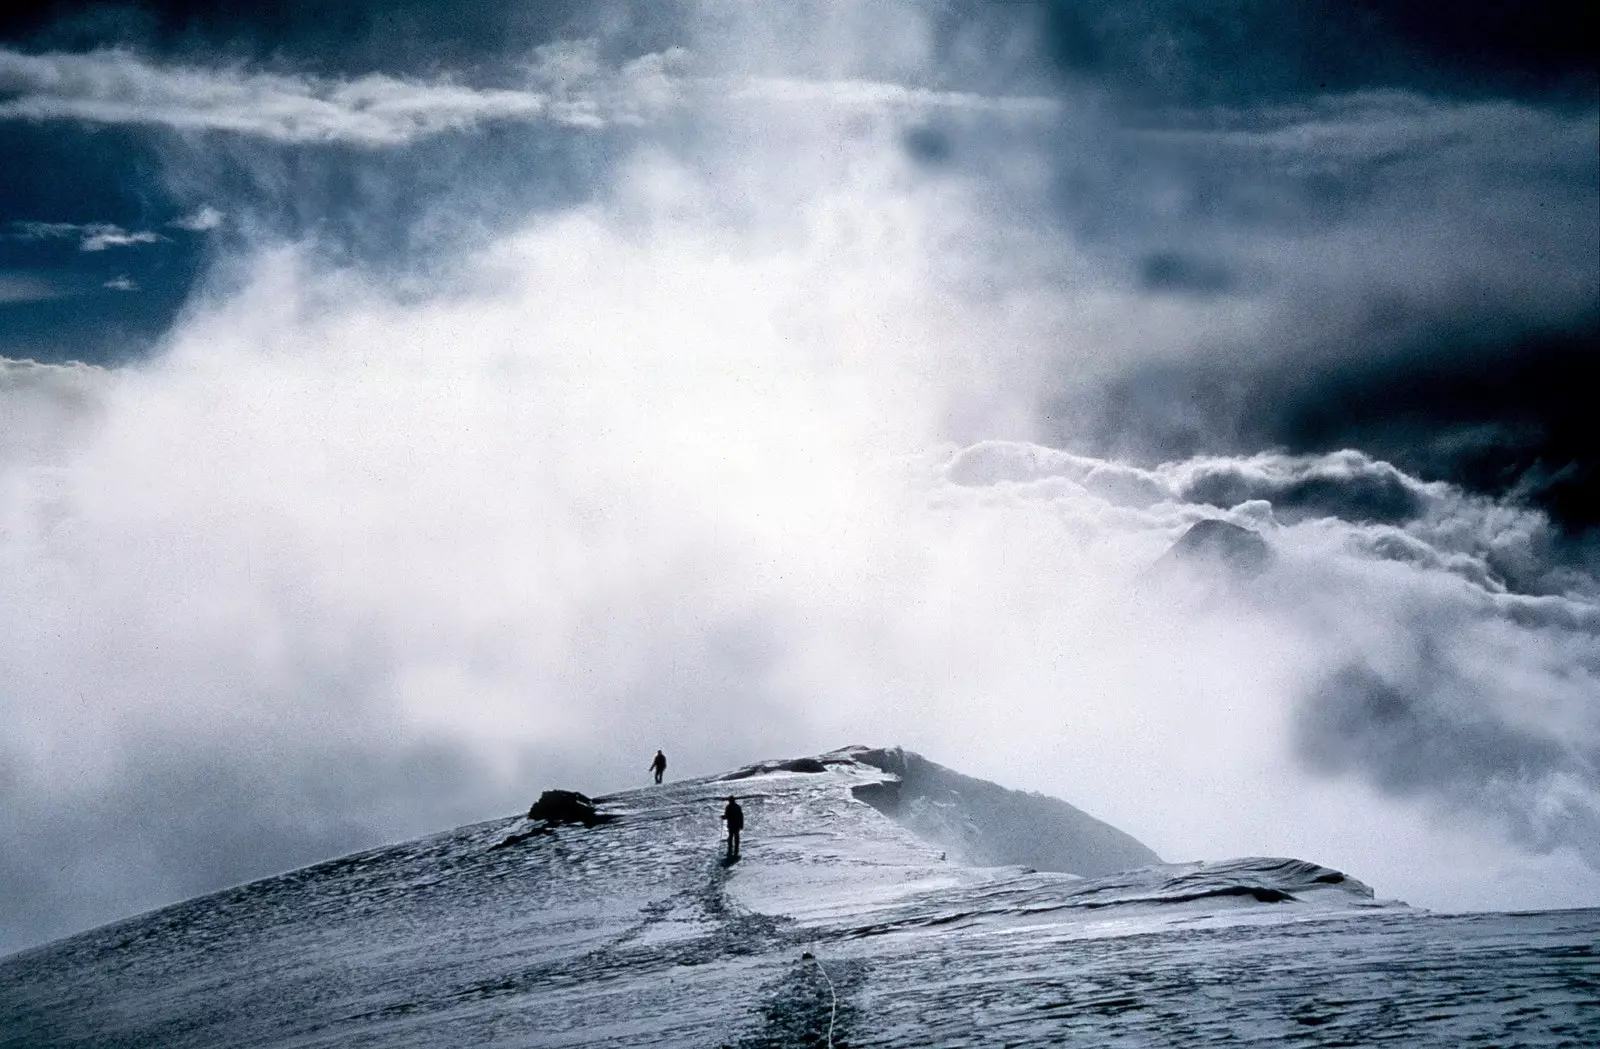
[2,747,1594,1048]
[822,745,1161,876]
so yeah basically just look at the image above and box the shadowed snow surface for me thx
[2,750,1596,1047]
[832,746,1161,876]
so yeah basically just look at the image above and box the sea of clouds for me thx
[1,1,1595,951]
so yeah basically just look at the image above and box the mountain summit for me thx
[2,747,1591,1047]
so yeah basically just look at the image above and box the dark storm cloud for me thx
[15,1,1589,99]
[970,1,1600,532]
[1045,88,1597,530]
[1029,0,1596,102]
[1077,315,1600,536]
[1138,251,1235,296]
[901,124,952,166]
[1179,451,1428,525]
[1263,323,1600,536]
[0,0,685,75]
[1298,657,1600,864]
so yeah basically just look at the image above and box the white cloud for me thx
[168,206,225,232]
[102,274,138,291]
[81,229,162,252]
[0,44,1060,146]
[2,177,1594,948]
[727,76,1058,116]
[7,221,81,241]
[0,356,108,466]
[7,220,164,251]
[0,47,564,144]
[0,6,1595,951]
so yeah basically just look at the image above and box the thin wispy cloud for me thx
[80,229,162,252]
[8,220,165,251]
[0,45,1060,145]
[102,275,138,291]
[0,47,557,144]
[1129,91,1598,173]
[168,206,225,232]
[726,77,1058,116]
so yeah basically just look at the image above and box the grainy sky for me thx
[1,1,1595,954]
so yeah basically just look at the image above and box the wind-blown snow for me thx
[2,750,1593,1047]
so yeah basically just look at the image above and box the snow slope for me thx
[822,746,1161,876]
[2,749,1595,1047]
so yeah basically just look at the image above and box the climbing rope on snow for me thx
[801,951,838,1049]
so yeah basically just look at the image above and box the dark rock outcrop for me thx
[528,789,611,827]
[492,789,618,851]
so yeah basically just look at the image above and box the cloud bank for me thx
[3,182,1595,950]
[0,1,1595,953]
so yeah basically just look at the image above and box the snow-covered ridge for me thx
[825,745,1163,877]
[17,746,1591,1049]
[487,745,1386,927]
[711,747,1373,911]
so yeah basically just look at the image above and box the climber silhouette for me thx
[722,796,744,858]
[650,750,667,785]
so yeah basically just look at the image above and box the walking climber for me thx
[650,750,667,785]
[722,796,744,858]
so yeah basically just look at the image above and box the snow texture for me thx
[1,750,1595,1047]
[833,746,1161,876]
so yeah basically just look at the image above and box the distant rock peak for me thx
[1158,518,1275,580]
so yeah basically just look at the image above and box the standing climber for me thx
[650,750,667,785]
[722,796,744,858]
